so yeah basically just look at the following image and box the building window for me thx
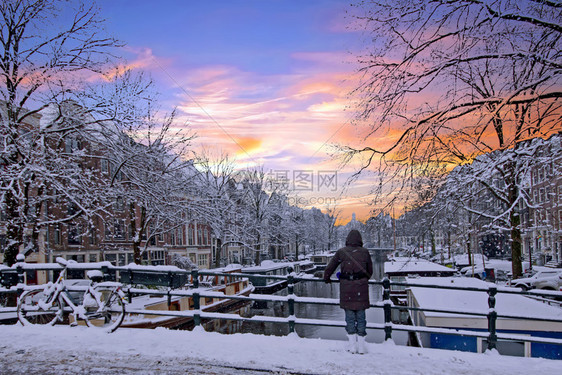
[197,226,202,245]
[54,224,61,245]
[89,225,96,245]
[89,254,97,263]
[534,190,538,205]
[143,223,149,241]
[534,211,539,226]
[114,219,125,240]
[197,254,207,268]
[539,188,545,203]
[113,197,125,211]
[0,205,6,221]
[67,202,79,216]
[64,137,81,154]
[104,222,112,240]
[104,253,116,265]
[68,223,81,245]
[188,226,194,246]
[118,253,126,266]
[176,227,184,246]
[538,167,545,182]
[101,159,109,174]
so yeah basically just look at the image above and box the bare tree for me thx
[0,0,120,265]
[191,150,242,268]
[234,167,292,265]
[105,106,195,264]
[345,0,562,277]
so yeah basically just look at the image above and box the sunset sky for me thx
[96,0,375,223]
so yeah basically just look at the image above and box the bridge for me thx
[0,263,562,373]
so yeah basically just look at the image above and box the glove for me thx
[324,278,332,284]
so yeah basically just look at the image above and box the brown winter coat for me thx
[323,230,373,310]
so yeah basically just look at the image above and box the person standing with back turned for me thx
[323,229,373,354]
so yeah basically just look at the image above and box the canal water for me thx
[201,280,408,345]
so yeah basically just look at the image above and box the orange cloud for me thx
[235,136,262,154]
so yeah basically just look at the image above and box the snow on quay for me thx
[0,325,560,375]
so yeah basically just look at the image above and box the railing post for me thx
[382,277,393,341]
[167,271,173,308]
[15,257,25,301]
[101,265,109,281]
[193,291,201,327]
[15,261,25,285]
[487,286,498,351]
[287,274,295,334]
[191,269,199,289]
[191,269,201,327]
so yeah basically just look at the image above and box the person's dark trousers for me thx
[344,309,366,336]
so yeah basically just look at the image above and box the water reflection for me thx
[206,280,408,345]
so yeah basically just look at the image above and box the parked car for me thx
[460,260,517,282]
[533,273,562,291]
[512,270,562,291]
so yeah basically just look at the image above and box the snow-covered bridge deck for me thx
[0,325,560,375]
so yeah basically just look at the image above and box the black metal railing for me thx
[1,261,561,359]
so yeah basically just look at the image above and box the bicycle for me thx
[17,257,126,332]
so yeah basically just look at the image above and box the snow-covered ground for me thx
[1,324,560,375]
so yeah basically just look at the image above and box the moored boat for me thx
[308,252,334,275]
[121,264,254,329]
[242,261,293,294]
[407,276,562,360]
[385,257,457,302]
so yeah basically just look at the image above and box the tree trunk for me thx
[447,231,451,260]
[215,238,222,268]
[430,227,436,257]
[130,203,146,265]
[467,230,472,267]
[295,234,299,261]
[506,160,523,278]
[254,233,261,265]
[3,190,22,266]
[510,201,523,278]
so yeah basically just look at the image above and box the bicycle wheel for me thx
[82,289,125,332]
[17,289,63,326]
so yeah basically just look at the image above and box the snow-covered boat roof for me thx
[385,257,456,275]
[407,277,562,331]
[211,264,243,273]
[243,260,292,272]
[122,263,185,272]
